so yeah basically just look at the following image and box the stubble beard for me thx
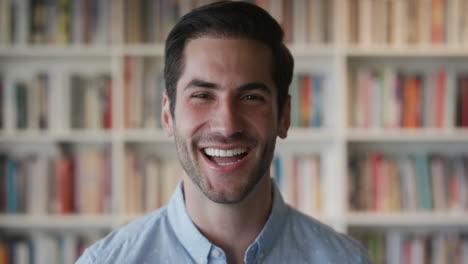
[173,127,277,204]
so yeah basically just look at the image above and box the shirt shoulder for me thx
[76,206,172,263]
[278,206,374,264]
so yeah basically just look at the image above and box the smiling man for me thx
[77,2,373,264]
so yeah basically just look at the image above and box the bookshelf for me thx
[0,0,468,263]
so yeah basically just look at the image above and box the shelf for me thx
[0,215,116,229]
[346,46,468,57]
[346,129,468,142]
[0,131,114,143]
[284,127,335,142]
[123,129,172,142]
[288,45,336,56]
[121,44,165,56]
[347,212,468,227]
[0,45,112,57]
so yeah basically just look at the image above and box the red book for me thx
[403,75,422,128]
[300,75,311,127]
[460,76,468,127]
[435,70,446,128]
[282,0,293,43]
[56,156,74,214]
[124,57,132,129]
[403,239,411,264]
[449,170,460,210]
[104,76,112,129]
[100,151,111,214]
[431,0,445,44]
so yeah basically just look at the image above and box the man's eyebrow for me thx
[184,79,271,94]
[238,82,271,94]
[184,79,218,90]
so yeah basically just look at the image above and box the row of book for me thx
[70,74,112,130]
[348,0,468,46]
[0,232,103,264]
[124,150,182,214]
[0,72,112,132]
[290,73,326,128]
[0,72,49,130]
[349,153,468,212]
[352,68,468,129]
[272,154,322,215]
[124,0,187,44]
[0,147,112,215]
[351,231,468,264]
[0,0,112,45]
[255,0,334,45]
[124,57,163,129]
[122,0,334,45]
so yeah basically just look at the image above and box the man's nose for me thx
[211,99,244,136]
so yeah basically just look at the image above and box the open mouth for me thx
[202,147,249,167]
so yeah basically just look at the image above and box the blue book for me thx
[6,159,17,213]
[272,155,282,189]
[414,154,433,210]
[313,75,323,127]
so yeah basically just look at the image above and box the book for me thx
[348,0,468,46]
[351,230,468,264]
[6,159,18,213]
[349,152,468,212]
[55,154,74,214]
[69,73,112,130]
[271,153,322,215]
[15,81,28,130]
[458,74,468,127]
[124,150,183,214]
[353,67,468,129]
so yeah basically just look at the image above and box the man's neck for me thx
[183,176,272,264]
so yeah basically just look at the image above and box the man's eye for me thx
[192,93,211,99]
[242,94,264,101]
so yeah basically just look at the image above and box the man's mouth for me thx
[202,147,249,166]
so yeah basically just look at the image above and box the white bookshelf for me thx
[347,212,468,227]
[1,0,468,262]
[0,215,117,230]
[347,129,468,142]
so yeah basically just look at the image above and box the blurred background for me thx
[0,0,467,263]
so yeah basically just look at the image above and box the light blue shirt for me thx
[77,182,373,263]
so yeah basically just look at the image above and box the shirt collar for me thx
[167,182,213,263]
[167,181,289,263]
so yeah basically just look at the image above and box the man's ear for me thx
[161,90,174,137]
[278,95,291,139]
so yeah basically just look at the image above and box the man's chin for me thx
[199,176,262,204]
[203,190,249,205]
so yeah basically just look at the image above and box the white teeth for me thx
[218,161,238,166]
[203,147,247,157]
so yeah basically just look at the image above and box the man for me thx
[77,2,373,263]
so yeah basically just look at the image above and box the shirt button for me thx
[211,249,221,257]
[198,258,206,264]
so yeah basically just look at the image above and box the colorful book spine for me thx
[349,153,467,212]
[351,231,468,264]
[271,154,322,215]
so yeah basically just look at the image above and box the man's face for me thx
[162,37,290,204]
